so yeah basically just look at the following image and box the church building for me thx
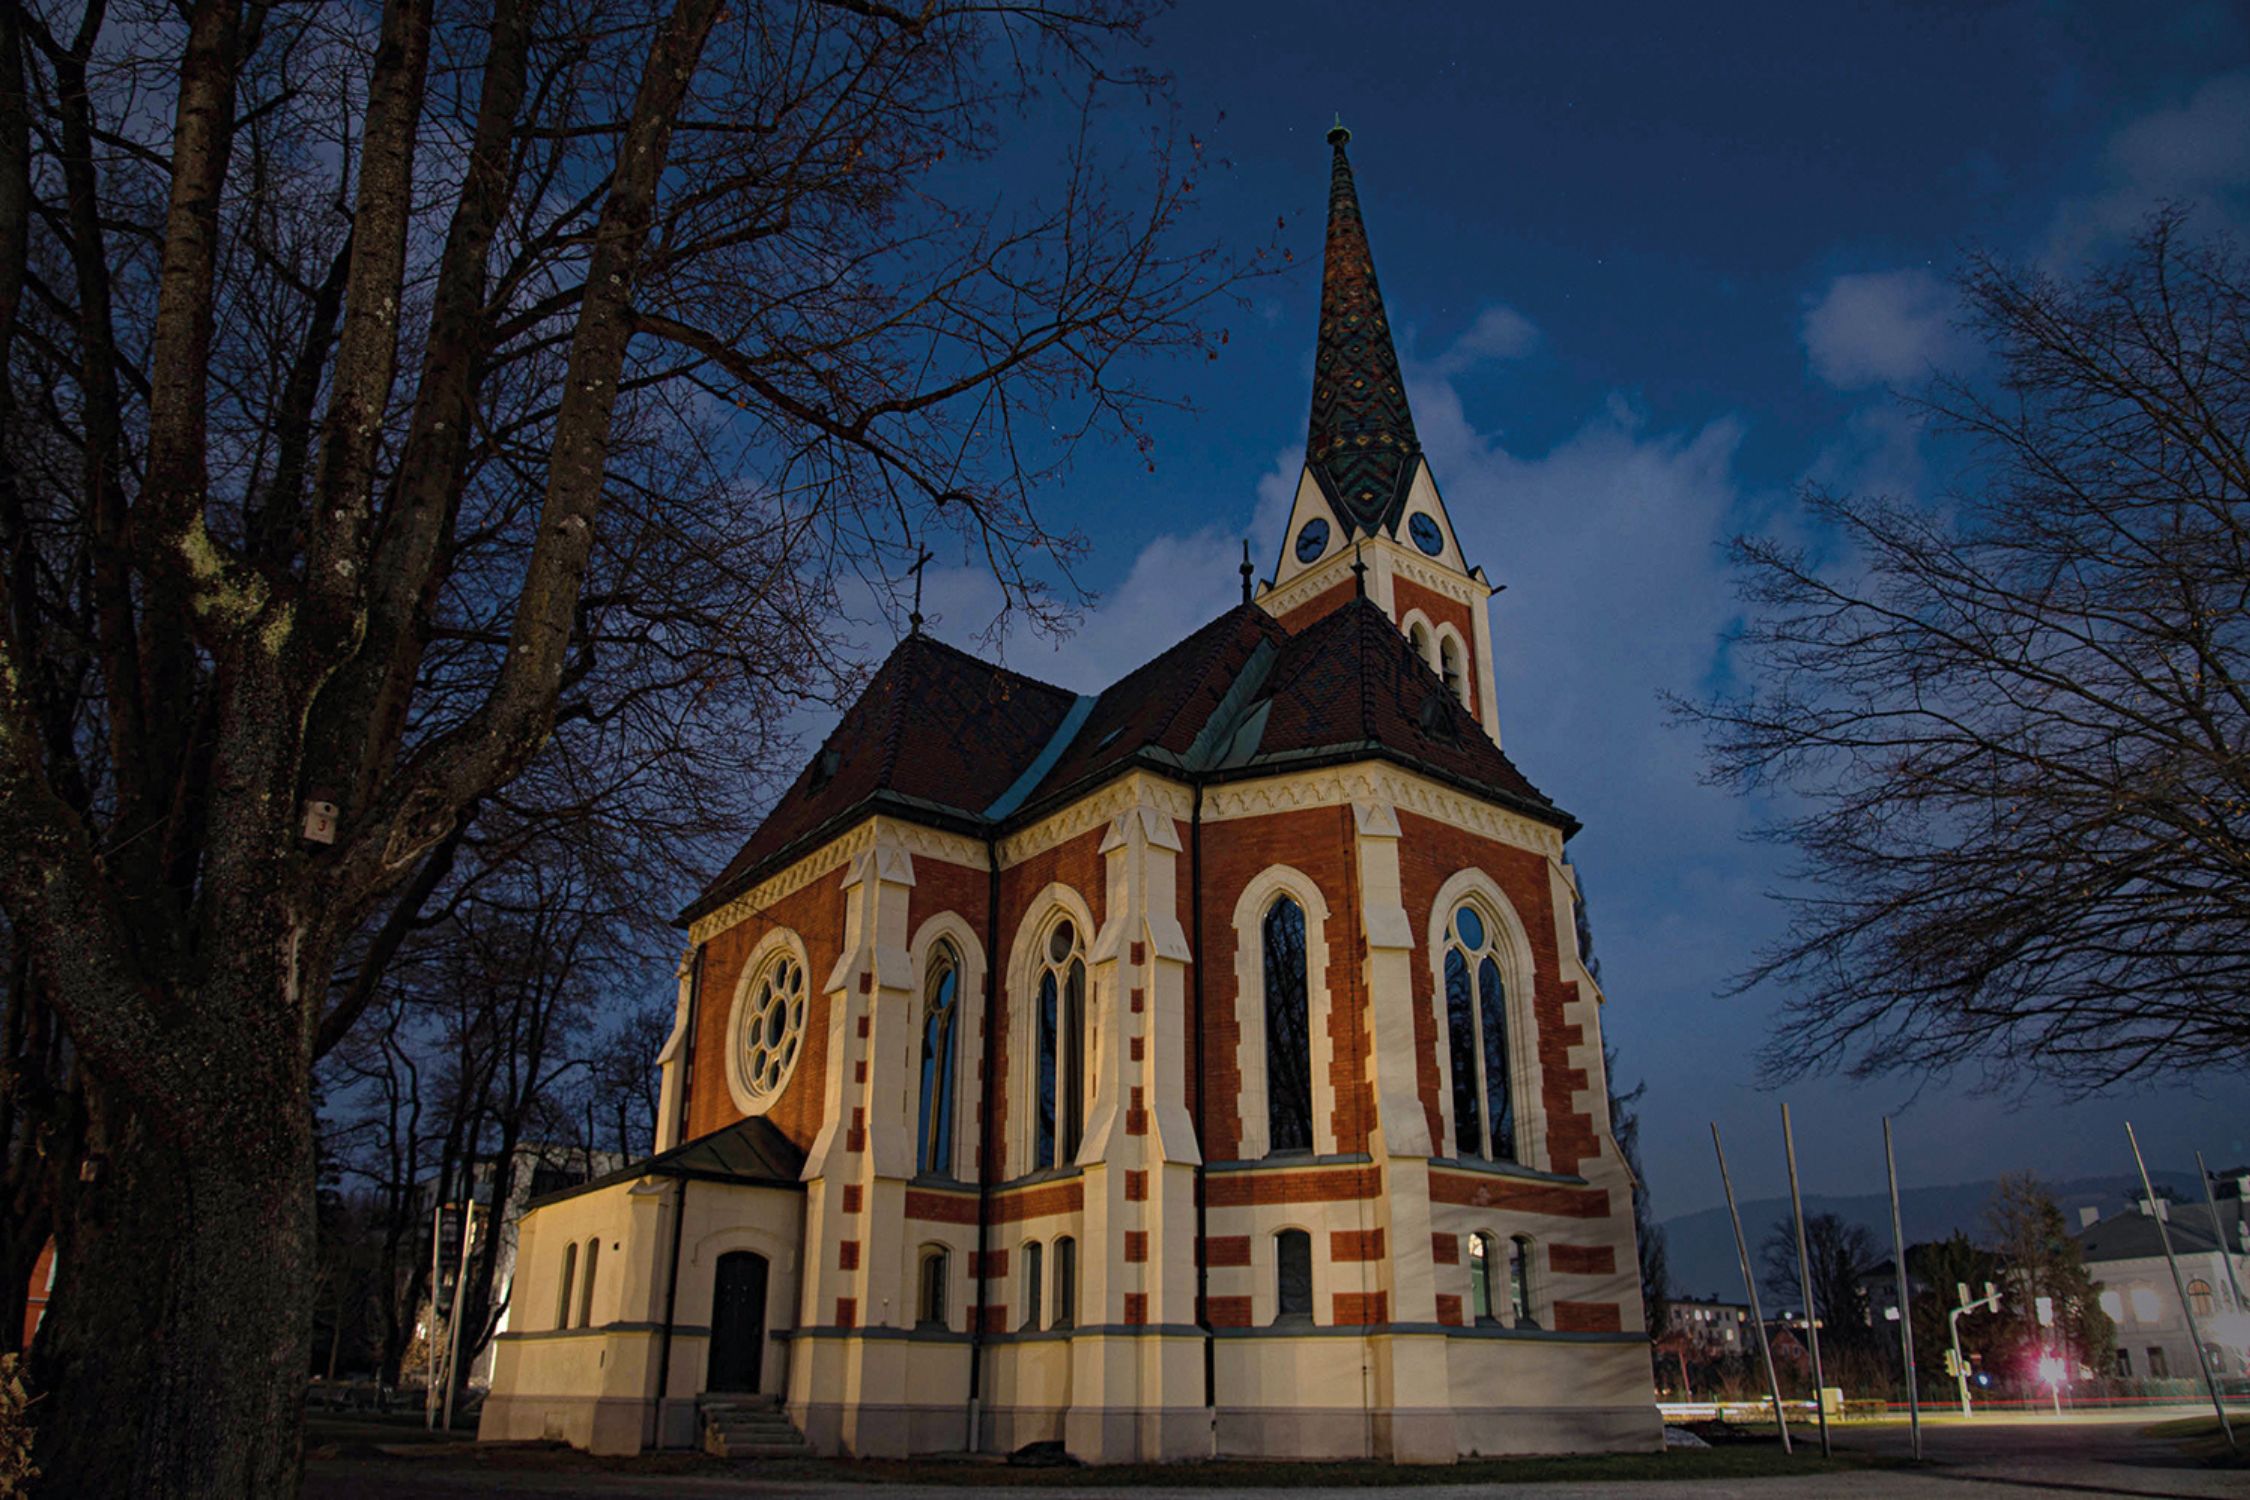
[479,124,1659,1464]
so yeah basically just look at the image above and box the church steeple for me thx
[1306,120,1422,537]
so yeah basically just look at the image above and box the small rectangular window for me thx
[918,1248,949,1328]
[1022,1242,1045,1332]
[1276,1230,1313,1323]
[1052,1237,1077,1330]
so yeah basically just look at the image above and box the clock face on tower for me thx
[1409,512,1444,556]
[1295,517,1331,563]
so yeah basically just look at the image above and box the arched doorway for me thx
[706,1250,769,1393]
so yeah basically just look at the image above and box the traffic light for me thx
[1944,1349,1961,1377]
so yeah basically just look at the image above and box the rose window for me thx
[736,955,807,1107]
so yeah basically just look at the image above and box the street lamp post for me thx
[1948,1281,2001,1417]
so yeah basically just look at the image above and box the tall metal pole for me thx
[2195,1151,2247,1314]
[1712,1123,1791,1452]
[2127,1123,2237,1456]
[441,1203,478,1433]
[425,1193,444,1427]
[1781,1104,1831,1456]
[1883,1117,1920,1461]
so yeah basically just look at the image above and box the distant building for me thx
[2075,1169,2250,1382]
[19,1240,53,1350]
[1666,1294,1752,1355]
[423,1142,627,1387]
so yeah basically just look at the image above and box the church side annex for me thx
[479,124,1660,1464]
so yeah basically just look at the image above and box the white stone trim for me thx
[1433,623,1471,708]
[1004,883,1099,1179]
[1228,866,1338,1160]
[654,947,696,1154]
[996,771,1192,870]
[1200,764,1565,860]
[907,912,988,1183]
[1398,608,1439,674]
[688,816,987,947]
[1424,869,1546,1174]
[722,927,814,1118]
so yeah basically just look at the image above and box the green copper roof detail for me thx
[1306,128,1420,537]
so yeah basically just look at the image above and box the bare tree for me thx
[0,0,1257,1491]
[1678,212,2250,1090]
[1758,1211,1878,1356]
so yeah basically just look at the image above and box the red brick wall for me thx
[1273,577,1356,634]
[1194,807,1367,1160]
[1429,1169,1610,1219]
[1549,1242,1617,1276]
[1395,810,1599,1176]
[1203,1164,1382,1208]
[1554,1300,1623,1334]
[1390,575,1479,720]
[689,865,847,1149]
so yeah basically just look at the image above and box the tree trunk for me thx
[31,1038,315,1496]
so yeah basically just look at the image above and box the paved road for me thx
[303,1410,2247,1499]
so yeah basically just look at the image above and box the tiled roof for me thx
[1022,605,1286,808]
[1240,596,1568,827]
[686,633,1078,921]
[526,1115,806,1209]
[683,594,1573,927]
[1306,124,1422,538]
[2078,1199,2247,1263]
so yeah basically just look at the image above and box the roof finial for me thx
[1327,113,1351,147]
[1239,539,1255,604]
[1351,541,1368,598]
[907,544,935,634]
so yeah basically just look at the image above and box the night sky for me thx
[880,2,2250,1220]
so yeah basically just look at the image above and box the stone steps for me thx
[700,1396,810,1459]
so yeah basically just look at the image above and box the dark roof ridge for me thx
[1127,602,1284,750]
[893,624,1073,700]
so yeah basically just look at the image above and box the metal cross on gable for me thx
[907,545,935,633]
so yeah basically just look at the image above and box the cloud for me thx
[2048,68,2250,261]
[1433,303,1541,373]
[1800,269,1962,390]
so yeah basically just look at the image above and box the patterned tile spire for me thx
[1306,119,1421,536]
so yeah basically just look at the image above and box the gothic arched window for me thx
[1263,896,1314,1153]
[2189,1278,2214,1317]
[1021,1240,1045,1331]
[917,1245,950,1328]
[579,1238,600,1327]
[918,942,960,1177]
[1052,1236,1078,1330]
[1509,1235,1536,1328]
[1275,1229,1314,1324]
[1408,620,1433,669]
[1467,1231,1497,1325]
[555,1241,578,1329]
[1442,901,1516,1162]
[1034,919,1088,1171]
[1439,635,1465,703]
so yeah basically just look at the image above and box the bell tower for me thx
[1256,121,1505,746]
